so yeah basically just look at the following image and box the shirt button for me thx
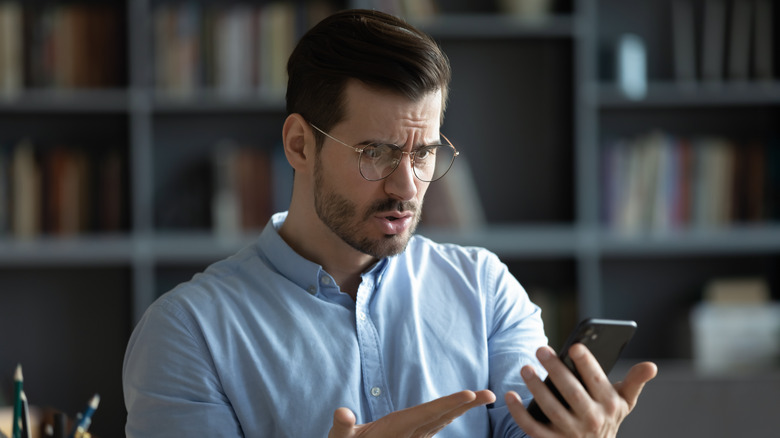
[321,276,331,285]
[370,387,382,397]
[358,311,367,321]
[307,285,316,294]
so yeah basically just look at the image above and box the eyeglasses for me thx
[309,123,458,182]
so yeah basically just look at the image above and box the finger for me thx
[505,390,554,438]
[615,361,658,411]
[435,390,496,422]
[538,345,585,395]
[328,407,357,438]
[535,346,588,420]
[406,390,478,422]
[410,390,496,436]
[568,343,613,401]
[565,343,635,426]
[519,361,578,430]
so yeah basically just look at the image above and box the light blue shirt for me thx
[123,212,547,437]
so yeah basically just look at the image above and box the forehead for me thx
[340,80,443,132]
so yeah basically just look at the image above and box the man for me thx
[123,9,656,437]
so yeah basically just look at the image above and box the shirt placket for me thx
[354,277,394,420]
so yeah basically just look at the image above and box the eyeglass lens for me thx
[359,144,456,182]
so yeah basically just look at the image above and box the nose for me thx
[383,153,419,201]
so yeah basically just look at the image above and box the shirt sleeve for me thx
[482,252,548,437]
[123,296,243,437]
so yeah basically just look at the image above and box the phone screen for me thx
[526,318,637,423]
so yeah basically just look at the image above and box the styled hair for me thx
[286,9,451,147]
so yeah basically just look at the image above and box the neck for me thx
[279,207,376,301]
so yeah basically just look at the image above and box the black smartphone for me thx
[526,318,637,424]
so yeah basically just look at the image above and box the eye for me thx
[362,144,400,162]
[361,144,385,160]
[415,146,437,160]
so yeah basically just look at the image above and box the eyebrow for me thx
[358,137,443,149]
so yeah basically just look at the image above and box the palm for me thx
[327,390,496,438]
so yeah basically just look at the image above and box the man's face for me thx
[312,81,443,258]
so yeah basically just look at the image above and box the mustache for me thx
[364,198,419,218]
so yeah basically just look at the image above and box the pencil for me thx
[20,390,30,438]
[70,394,100,438]
[12,364,23,438]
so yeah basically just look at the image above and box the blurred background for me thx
[0,0,778,436]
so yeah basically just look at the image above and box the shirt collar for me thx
[257,212,389,302]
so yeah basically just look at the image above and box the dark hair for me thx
[286,9,451,147]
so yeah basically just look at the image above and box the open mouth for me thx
[374,211,413,235]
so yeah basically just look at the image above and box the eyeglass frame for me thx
[308,122,459,182]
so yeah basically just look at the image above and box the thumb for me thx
[616,361,658,410]
[328,407,357,438]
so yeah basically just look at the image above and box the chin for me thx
[358,231,413,258]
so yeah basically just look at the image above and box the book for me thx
[259,2,296,96]
[0,147,8,234]
[0,1,23,95]
[212,141,242,238]
[23,4,121,89]
[176,3,201,94]
[11,140,41,238]
[651,133,675,231]
[212,141,273,235]
[401,0,437,19]
[675,138,694,227]
[601,132,764,233]
[691,137,735,228]
[701,0,726,83]
[704,277,770,304]
[215,5,254,96]
[753,0,774,80]
[154,4,175,91]
[44,147,90,236]
[98,148,124,232]
[712,138,735,226]
[153,2,333,94]
[744,141,766,221]
[237,146,272,230]
[671,0,697,84]
[727,0,752,81]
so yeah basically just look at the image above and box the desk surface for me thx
[0,406,43,438]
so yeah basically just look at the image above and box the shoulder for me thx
[405,233,503,269]
[146,243,268,324]
[399,234,509,290]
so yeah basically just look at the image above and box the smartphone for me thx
[526,318,637,424]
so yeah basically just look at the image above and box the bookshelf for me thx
[0,0,778,435]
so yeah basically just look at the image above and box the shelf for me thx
[0,235,135,266]
[2,224,780,265]
[0,89,130,113]
[0,233,252,265]
[414,13,578,39]
[419,225,580,257]
[596,81,780,108]
[2,2,776,436]
[597,225,780,256]
[148,231,260,263]
[152,91,286,114]
[0,90,290,114]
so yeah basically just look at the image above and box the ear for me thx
[282,113,314,171]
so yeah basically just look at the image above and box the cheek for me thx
[416,182,430,201]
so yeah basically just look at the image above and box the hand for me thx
[327,389,496,438]
[505,344,657,438]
